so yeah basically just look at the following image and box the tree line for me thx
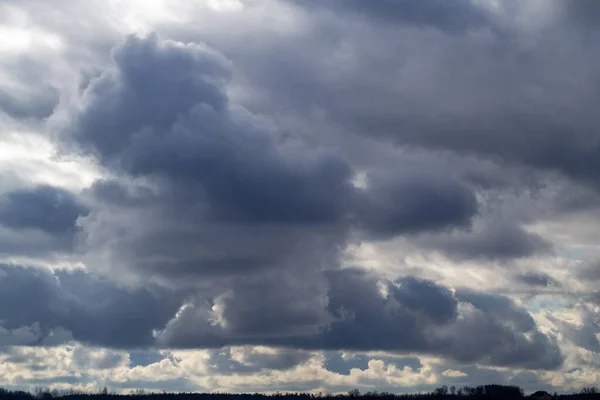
[2,385,600,400]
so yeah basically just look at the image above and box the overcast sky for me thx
[1,0,600,394]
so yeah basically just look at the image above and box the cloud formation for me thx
[2,0,600,394]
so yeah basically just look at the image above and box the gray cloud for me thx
[564,0,600,26]
[0,185,88,235]
[209,1,600,195]
[2,0,592,387]
[547,307,600,353]
[416,222,552,261]
[0,323,59,346]
[0,264,182,348]
[0,262,560,369]
[0,56,60,120]
[156,269,562,369]
[206,347,311,375]
[287,0,491,33]
[57,34,482,290]
[576,261,600,283]
[354,172,478,239]
[0,185,89,264]
[517,272,559,288]
[71,346,126,370]
[68,34,354,226]
[0,89,57,121]
[0,33,537,370]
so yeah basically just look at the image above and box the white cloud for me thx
[442,369,468,378]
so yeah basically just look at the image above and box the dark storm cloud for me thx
[322,271,561,369]
[370,114,600,190]
[69,33,230,160]
[6,0,600,391]
[455,291,538,333]
[211,273,332,338]
[0,264,183,347]
[354,173,478,239]
[0,208,560,368]
[13,259,557,370]
[59,33,483,288]
[209,1,600,194]
[417,222,552,261]
[85,179,160,208]
[26,32,560,369]
[69,33,354,226]
[564,0,600,26]
[0,185,87,263]
[392,276,458,324]
[0,185,88,235]
[287,0,490,33]
[156,269,562,369]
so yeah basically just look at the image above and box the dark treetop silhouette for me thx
[3,385,600,400]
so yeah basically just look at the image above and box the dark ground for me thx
[2,385,600,400]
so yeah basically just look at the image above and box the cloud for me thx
[287,0,491,33]
[220,1,600,192]
[71,346,127,370]
[0,55,60,121]
[416,222,553,261]
[66,34,355,227]
[0,262,559,370]
[0,184,89,263]
[353,172,478,239]
[442,369,468,378]
[0,87,57,120]
[564,0,600,26]
[156,269,561,369]
[0,324,50,346]
[58,33,480,291]
[4,0,600,393]
[0,31,559,372]
[61,35,353,287]
[0,265,182,348]
[0,185,87,235]
[546,307,600,354]
[517,272,559,288]
[205,347,312,375]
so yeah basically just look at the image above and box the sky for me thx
[1,0,600,395]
